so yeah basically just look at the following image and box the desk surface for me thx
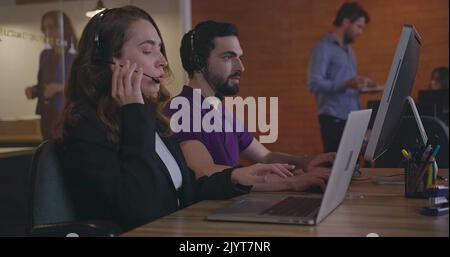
[0,135,42,148]
[123,168,449,237]
[0,135,41,144]
[0,147,35,158]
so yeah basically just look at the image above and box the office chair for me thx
[418,89,449,126]
[28,140,121,236]
[418,116,449,168]
[375,116,449,168]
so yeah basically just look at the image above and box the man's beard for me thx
[343,30,355,45]
[203,68,240,100]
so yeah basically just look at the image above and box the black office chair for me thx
[28,140,121,236]
[418,89,449,126]
[375,116,449,168]
[419,116,449,168]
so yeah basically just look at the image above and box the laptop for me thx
[207,109,372,225]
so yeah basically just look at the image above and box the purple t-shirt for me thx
[165,86,254,167]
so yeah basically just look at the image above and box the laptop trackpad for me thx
[217,195,287,215]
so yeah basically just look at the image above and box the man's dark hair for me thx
[180,20,238,78]
[333,2,370,27]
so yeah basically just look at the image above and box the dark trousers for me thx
[318,114,347,153]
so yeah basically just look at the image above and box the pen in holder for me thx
[404,159,436,198]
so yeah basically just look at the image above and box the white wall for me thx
[0,0,187,119]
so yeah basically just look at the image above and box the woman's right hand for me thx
[231,163,295,186]
[111,60,144,106]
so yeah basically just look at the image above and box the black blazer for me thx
[60,103,250,232]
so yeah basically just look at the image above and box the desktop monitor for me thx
[364,24,427,162]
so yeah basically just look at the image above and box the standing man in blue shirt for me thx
[308,2,377,153]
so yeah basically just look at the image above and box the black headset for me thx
[91,9,111,65]
[190,27,227,100]
[189,29,206,71]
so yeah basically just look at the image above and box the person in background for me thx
[418,66,449,125]
[25,11,77,140]
[307,2,378,153]
[428,67,449,90]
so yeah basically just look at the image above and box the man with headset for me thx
[165,20,334,192]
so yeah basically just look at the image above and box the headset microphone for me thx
[109,61,160,84]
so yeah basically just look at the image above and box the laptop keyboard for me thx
[261,197,322,217]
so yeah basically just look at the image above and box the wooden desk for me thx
[123,169,449,237]
[0,135,42,147]
[0,147,35,158]
[0,119,42,147]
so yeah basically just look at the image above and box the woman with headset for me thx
[57,5,294,233]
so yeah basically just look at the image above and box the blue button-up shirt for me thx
[307,32,360,120]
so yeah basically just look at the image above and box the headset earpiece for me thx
[91,33,105,64]
[191,54,205,71]
[91,9,110,65]
[189,29,205,71]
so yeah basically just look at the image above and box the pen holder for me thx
[404,160,436,199]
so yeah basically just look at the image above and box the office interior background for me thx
[0,0,448,236]
[0,0,448,154]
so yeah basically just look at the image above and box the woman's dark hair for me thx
[180,20,238,78]
[56,5,172,144]
[333,2,370,27]
[432,66,449,90]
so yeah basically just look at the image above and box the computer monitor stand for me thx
[373,96,428,161]
[370,96,428,184]
[404,96,428,147]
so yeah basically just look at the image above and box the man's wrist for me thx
[229,166,243,185]
[230,170,239,184]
